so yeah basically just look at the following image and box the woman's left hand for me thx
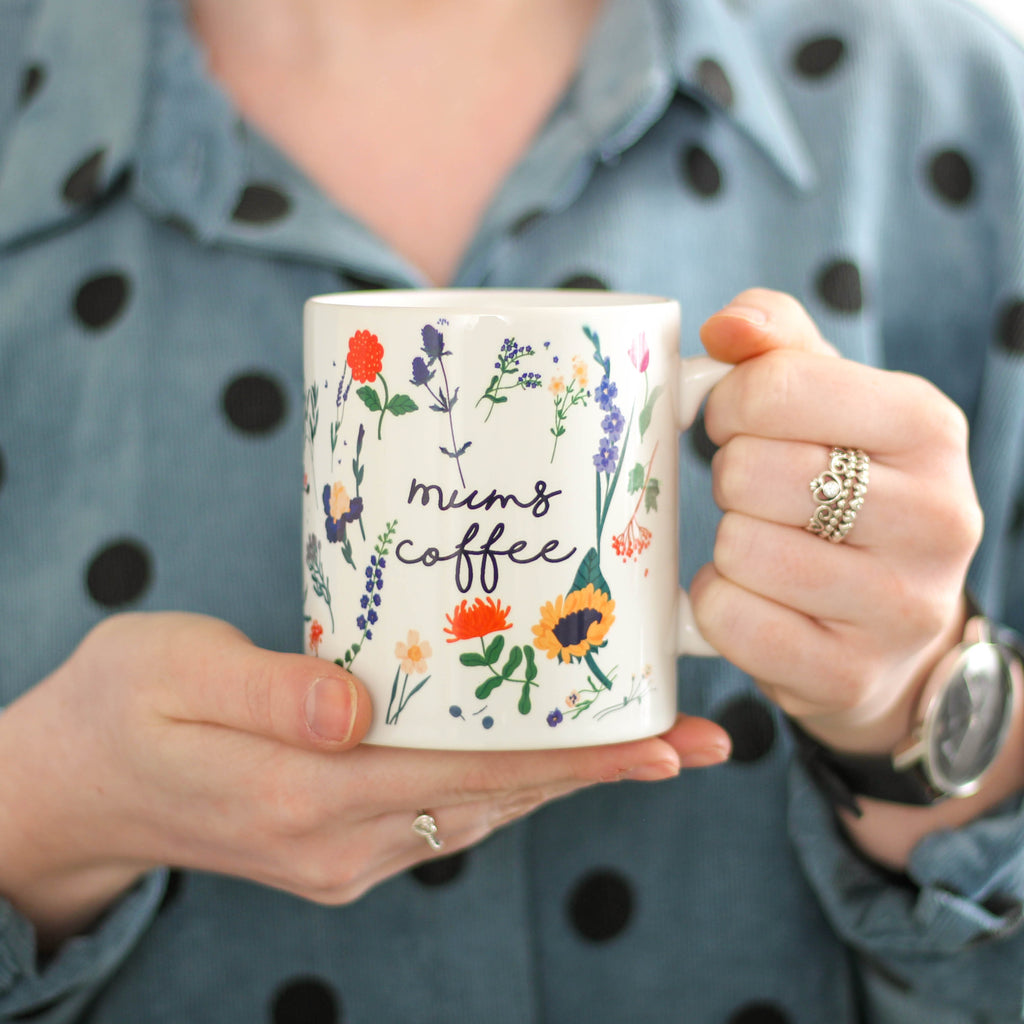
[690,288,984,754]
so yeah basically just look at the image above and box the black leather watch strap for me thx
[787,719,937,816]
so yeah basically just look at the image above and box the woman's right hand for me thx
[0,612,730,948]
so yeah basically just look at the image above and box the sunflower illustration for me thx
[532,584,615,663]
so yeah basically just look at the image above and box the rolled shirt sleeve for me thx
[789,764,1024,1021]
[0,871,168,1022]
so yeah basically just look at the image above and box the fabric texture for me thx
[1,0,1024,1020]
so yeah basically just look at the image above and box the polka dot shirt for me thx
[2,0,1024,1021]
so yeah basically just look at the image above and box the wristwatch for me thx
[790,611,1022,815]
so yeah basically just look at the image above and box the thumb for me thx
[699,288,839,364]
[144,614,373,751]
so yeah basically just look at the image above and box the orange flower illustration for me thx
[395,630,432,674]
[571,354,589,388]
[309,620,324,655]
[444,596,513,642]
[347,329,384,383]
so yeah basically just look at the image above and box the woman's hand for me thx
[0,612,730,947]
[691,288,983,755]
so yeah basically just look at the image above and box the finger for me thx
[700,289,839,363]
[154,616,373,751]
[329,777,589,902]
[703,348,966,459]
[296,711,731,818]
[271,784,585,905]
[711,436,919,550]
[688,562,858,720]
[328,720,735,898]
[710,512,920,629]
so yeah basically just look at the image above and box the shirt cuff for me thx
[0,869,167,1019]
[788,764,1024,1020]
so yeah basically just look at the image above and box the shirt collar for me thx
[0,0,815,259]
[659,0,817,190]
[0,0,147,247]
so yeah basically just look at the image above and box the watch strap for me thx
[787,718,938,816]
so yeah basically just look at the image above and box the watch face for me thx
[929,643,1014,795]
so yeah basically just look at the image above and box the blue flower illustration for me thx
[601,407,625,442]
[338,520,397,671]
[593,436,619,474]
[410,323,469,484]
[410,356,434,386]
[323,483,363,544]
[421,324,446,361]
[595,375,618,410]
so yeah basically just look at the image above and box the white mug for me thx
[303,290,728,749]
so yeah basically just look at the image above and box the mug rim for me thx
[308,288,676,311]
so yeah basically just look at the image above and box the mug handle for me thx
[676,356,733,657]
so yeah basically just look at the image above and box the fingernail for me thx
[679,746,731,769]
[720,304,768,326]
[304,676,356,743]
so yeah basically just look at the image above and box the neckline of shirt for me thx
[0,0,817,275]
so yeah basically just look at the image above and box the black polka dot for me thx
[928,149,975,205]
[73,272,131,331]
[61,148,106,205]
[727,1002,792,1024]
[681,144,723,197]
[271,976,340,1024]
[995,298,1024,354]
[222,372,287,434]
[792,36,847,78]
[86,539,152,608]
[567,869,634,943]
[410,851,468,887]
[231,182,291,224]
[815,258,864,313]
[556,273,610,291]
[18,63,45,105]
[696,58,735,109]
[716,694,777,763]
[689,406,718,464]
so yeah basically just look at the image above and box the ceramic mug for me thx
[302,290,729,749]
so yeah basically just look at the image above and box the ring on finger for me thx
[806,447,870,543]
[411,811,444,850]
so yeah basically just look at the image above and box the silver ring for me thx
[806,447,869,543]
[411,812,444,851]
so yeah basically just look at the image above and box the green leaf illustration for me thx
[459,651,489,667]
[501,645,524,679]
[357,385,381,412]
[475,677,504,699]
[517,684,533,715]
[523,644,538,683]
[627,462,645,494]
[638,384,664,440]
[645,478,661,513]
[484,633,505,665]
[387,393,419,415]
[570,547,611,598]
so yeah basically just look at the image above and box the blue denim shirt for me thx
[2,0,1024,1021]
